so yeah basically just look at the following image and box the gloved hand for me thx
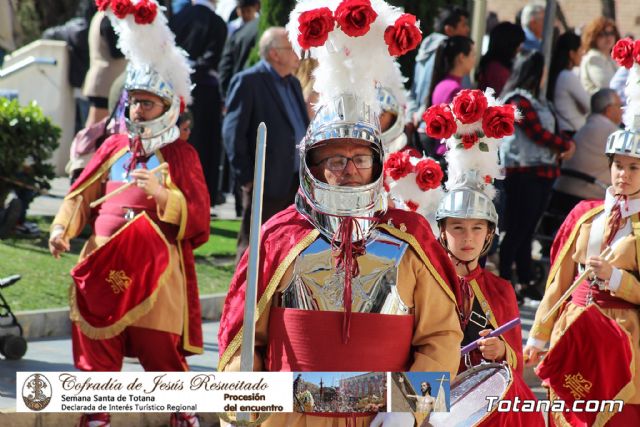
[370,412,416,427]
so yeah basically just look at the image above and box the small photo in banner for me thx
[391,372,450,425]
[292,372,387,414]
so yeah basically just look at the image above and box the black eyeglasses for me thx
[126,98,166,111]
[315,154,375,172]
[599,30,617,37]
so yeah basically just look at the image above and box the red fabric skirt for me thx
[266,307,414,372]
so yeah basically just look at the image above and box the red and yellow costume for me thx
[457,266,544,426]
[530,197,640,426]
[53,134,210,371]
[218,206,463,426]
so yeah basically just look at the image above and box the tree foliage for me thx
[0,99,60,197]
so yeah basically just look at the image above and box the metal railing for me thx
[0,56,57,79]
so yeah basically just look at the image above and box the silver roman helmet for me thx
[436,171,498,255]
[377,86,407,154]
[605,115,640,158]
[296,93,387,241]
[124,64,180,152]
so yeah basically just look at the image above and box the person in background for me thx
[223,27,308,263]
[408,6,470,123]
[499,51,575,302]
[580,16,620,94]
[553,88,622,209]
[520,3,545,52]
[82,10,126,127]
[547,31,590,136]
[428,36,475,108]
[170,0,228,208]
[0,0,17,67]
[477,22,525,95]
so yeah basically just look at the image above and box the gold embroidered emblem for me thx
[399,223,407,232]
[106,270,132,294]
[563,373,592,399]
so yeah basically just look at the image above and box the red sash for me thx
[571,281,638,309]
[536,305,634,426]
[71,213,170,339]
[265,307,413,372]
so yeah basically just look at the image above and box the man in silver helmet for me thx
[47,47,210,427]
[219,93,462,426]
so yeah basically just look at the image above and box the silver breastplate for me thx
[279,230,411,314]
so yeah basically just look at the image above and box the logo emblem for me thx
[22,373,52,411]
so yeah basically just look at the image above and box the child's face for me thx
[441,217,490,262]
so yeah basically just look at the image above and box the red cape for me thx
[465,268,524,374]
[67,134,210,354]
[217,205,461,371]
[549,200,604,267]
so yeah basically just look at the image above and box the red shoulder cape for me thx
[473,269,524,373]
[67,134,210,354]
[217,206,460,370]
[549,200,604,265]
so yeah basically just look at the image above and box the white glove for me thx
[370,412,415,427]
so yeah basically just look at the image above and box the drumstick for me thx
[60,195,83,241]
[89,163,168,208]
[541,246,614,324]
[460,317,521,355]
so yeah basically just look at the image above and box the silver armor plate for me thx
[280,230,411,314]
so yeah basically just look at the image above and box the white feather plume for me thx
[624,64,640,129]
[287,0,409,114]
[106,0,193,104]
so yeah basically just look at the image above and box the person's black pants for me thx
[190,80,223,207]
[499,172,554,285]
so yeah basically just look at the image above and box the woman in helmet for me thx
[525,126,640,425]
[435,174,523,374]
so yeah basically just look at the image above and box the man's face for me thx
[309,140,377,186]
[446,16,470,37]
[529,12,545,39]
[128,90,167,122]
[421,382,428,392]
[605,93,623,125]
[271,37,300,76]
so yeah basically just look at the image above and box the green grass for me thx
[0,218,240,312]
[195,219,241,258]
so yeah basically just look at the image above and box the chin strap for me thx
[124,135,147,176]
[332,216,368,344]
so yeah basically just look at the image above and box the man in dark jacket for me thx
[170,0,228,206]
[223,27,309,262]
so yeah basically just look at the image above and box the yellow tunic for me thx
[223,245,463,427]
[53,167,186,336]
[530,203,640,406]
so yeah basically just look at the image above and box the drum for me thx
[429,363,511,427]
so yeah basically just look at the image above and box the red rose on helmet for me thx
[611,38,635,69]
[335,0,378,38]
[111,0,134,19]
[452,89,488,124]
[384,13,422,56]
[96,0,110,11]
[384,151,413,180]
[423,104,456,139]
[133,0,158,24]
[460,133,478,149]
[414,159,443,191]
[633,40,640,66]
[482,105,516,138]
[298,8,335,49]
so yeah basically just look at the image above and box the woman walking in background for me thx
[499,51,576,301]
[580,17,620,94]
[476,22,525,95]
[548,31,590,136]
